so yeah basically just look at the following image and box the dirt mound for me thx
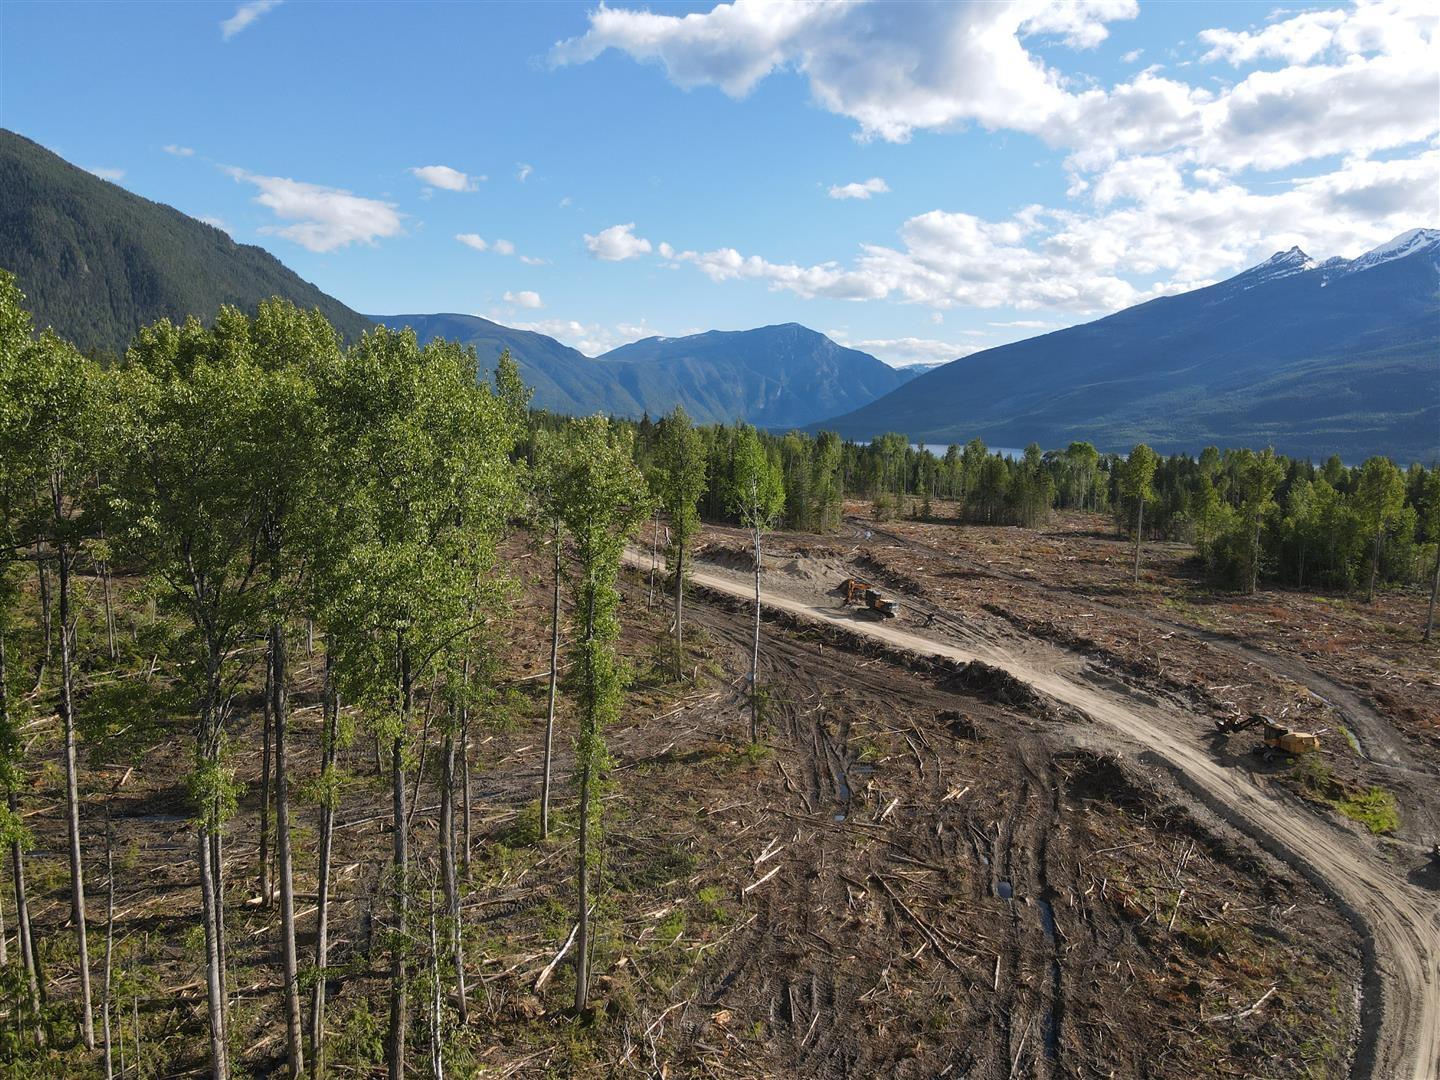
[940,659,1046,711]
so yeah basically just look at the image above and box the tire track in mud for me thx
[640,550,1440,1080]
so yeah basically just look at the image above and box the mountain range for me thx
[820,230,1440,463]
[2,128,1434,461]
[372,314,916,428]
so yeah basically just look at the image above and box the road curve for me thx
[638,552,1440,1080]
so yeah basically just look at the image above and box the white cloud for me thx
[225,167,402,252]
[507,317,656,356]
[516,163,534,182]
[1120,47,1143,63]
[409,165,480,192]
[504,290,544,309]
[559,195,573,208]
[828,176,889,200]
[552,0,1436,178]
[221,0,281,40]
[563,1,1438,317]
[553,0,1138,143]
[457,234,543,262]
[608,144,1438,314]
[87,166,125,181]
[830,332,980,366]
[990,319,1055,329]
[163,144,195,157]
[199,216,233,236]
[585,222,654,261]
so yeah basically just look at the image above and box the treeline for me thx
[543,412,1439,607]
[1,276,794,1077]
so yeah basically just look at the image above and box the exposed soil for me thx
[11,510,1436,1077]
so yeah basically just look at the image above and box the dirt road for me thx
[633,550,1440,1080]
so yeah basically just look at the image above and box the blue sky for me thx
[2,0,1435,363]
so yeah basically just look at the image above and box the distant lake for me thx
[915,443,1029,459]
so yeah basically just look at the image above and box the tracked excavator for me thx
[840,577,901,619]
[1215,713,1321,761]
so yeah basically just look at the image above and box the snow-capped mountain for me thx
[818,228,1440,463]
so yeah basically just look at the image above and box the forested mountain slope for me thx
[375,315,916,427]
[819,231,1440,463]
[597,323,916,428]
[0,129,374,352]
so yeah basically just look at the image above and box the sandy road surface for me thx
[628,550,1440,1080]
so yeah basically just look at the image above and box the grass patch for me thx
[1336,788,1399,834]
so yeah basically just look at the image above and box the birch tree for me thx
[652,406,706,675]
[114,311,274,1080]
[556,418,648,1011]
[1121,444,1158,584]
[729,427,785,744]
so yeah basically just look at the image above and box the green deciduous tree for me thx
[652,405,707,674]
[730,427,786,744]
[554,417,649,1011]
[1121,444,1158,583]
[1354,456,1407,602]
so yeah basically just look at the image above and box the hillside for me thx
[0,129,373,352]
[374,315,915,427]
[818,231,1440,462]
[597,323,916,428]
[371,312,647,417]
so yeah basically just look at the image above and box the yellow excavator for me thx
[1215,713,1321,760]
[840,576,900,619]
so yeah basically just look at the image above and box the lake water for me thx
[915,443,1029,459]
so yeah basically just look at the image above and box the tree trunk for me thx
[1367,530,1382,603]
[55,530,95,1049]
[574,755,592,1012]
[34,541,51,690]
[270,624,305,1078]
[541,529,561,841]
[387,648,411,1080]
[103,807,115,1080]
[1250,517,1262,595]
[648,512,658,608]
[750,522,762,744]
[100,550,117,662]
[574,579,598,1012]
[0,634,40,1020]
[1132,499,1144,584]
[211,826,229,1043]
[199,820,229,1080]
[259,645,273,908]
[460,656,472,877]
[673,540,685,673]
[1425,542,1439,642]
[310,655,339,1076]
[438,718,467,1023]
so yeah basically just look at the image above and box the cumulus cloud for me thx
[830,333,980,366]
[585,223,654,261]
[456,234,541,262]
[491,239,516,256]
[409,164,480,192]
[225,167,402,252]
[456,233,489,251]
[552,0,1436,177]
[504,290,543,309]
[221,0,281,40]
[163,144,195,157]
[563,1,1438,317]
[828,177,889,200]
[87,166,125,181]
[516,163,534,182]
[508,318,656,356]
[606,145,1438,314]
